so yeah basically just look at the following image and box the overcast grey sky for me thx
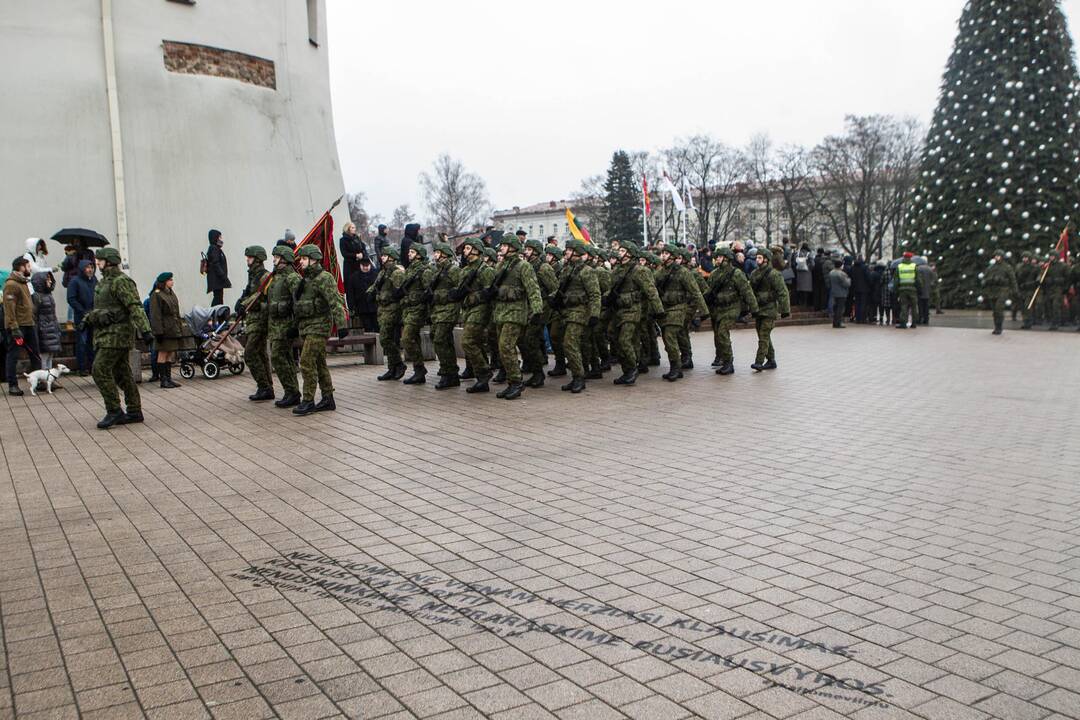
[327,0,1080,223]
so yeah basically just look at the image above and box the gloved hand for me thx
[588,316,599,328]
[780,312,791,319]
[142,331,154,346]
[338,328,350,339]
[286,327,300,339]
[529,313,544,327]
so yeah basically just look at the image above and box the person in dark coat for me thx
[867,262,884,325]
[149,272,194,388]
[352,258,379,332]
[850,256,871,323]
[373,225,389,267]
[400,223,421,269]
[812,248,828,310]
[205,229,231,306]
[339,222,370,316]
[31,272,63,378]
[67,259,97,375]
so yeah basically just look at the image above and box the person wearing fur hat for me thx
[148,272,193,389]
[238,246,273,400]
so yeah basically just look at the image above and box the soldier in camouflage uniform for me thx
[609,243,664,386]
[267,244,302,407]
[453,239,496,393]
[544,245,568,377]
[1041,251,1069,331]
[655,247,708,381]
[680,252,709,369]
[521,239,558,387]
[706,247,757,375]
[1016,252,1039,330]
[982,249,1019,336]
[483,247,504,382]
[635,251,661,374]
[369,246,406,380]
[83,247,153,429]
[238,246,274,401]
[291,245,346,415]
[749,247,791,371]
[397,245,434,384]
[585,245,612,377]
[549,240,601,393]
[489,235,543,400]
[426,242,462,389]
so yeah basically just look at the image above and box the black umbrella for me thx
[50,228,109,247]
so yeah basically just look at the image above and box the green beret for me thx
[433,242,453,257]
[381,246,400,260]
[244,245,267,261]
[544,245,562,257]
[272,245,295,263]
[95,247,121,265]
[499,236,523,252]
[525,239,544,254]
[297,244,323,261]
[155,272,173,285]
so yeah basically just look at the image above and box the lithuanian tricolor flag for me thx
[566,208,591,244]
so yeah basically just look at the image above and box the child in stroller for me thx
[178,305,246,379]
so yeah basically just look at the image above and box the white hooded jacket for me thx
[22,238,54,295]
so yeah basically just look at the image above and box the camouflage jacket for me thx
[1016,262,1039,292]
[706,263,757,316]
[400,261,434,325]
[266,264,302,341]
[293,264,345,338]
[530,256,559,314]
[369,260,406,322]
[749,264,791,319]
[655,264,708,326]
[88,266,150,350]
[609,262,663,325]
[1043,260,1069,291]
[556,260,601,325]
[240,261,271,331]
[456,257,495,326]
[982,260,1018,300]
[492,255,543,325]
[426,258,461,325]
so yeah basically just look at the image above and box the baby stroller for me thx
[178,305,246,379]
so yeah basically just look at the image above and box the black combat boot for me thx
[569,377,586,394]
[523,372,545,388]
[501,381,523,400]
[460,365,475,380]
[121,410,144,424]
[275,392,300,408]
[97,410,124,429]
[614,368,638,386]
[599,358,612,372]
[159,363,180,389]
[377,366,397,380]
[249,387,275,401]
[637,361,649,374]
[292,400,316,416]
[681,356,694,370]
[711,355,722,367]
[392,363,407,380]
[751,361,765,372]
[314,394,336,412]
[584,362,603,380]
[435,373,461,390]
[561,378,577,391]
[403,364,427,384]
[547,359,567,377]
[716,361,735,376]
[763,359,777,370]
[466,373,490,393]
[492,367,507,384]
[663,368,684,382]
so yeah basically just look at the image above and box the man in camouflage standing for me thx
[369,246,406,380]
[83,247,153,429]
[706,246,757,376]
[291,245,346,415]
[1016,252,1038,329]
[983,249,1019,336]
[238,245,274,401]
[427,242,462,389]
[749,247,791,372]
[267,244,302,408]
[453,239,495,393]
[656,247,708,382]
[521,239,558,388]
[550,240,600,393]
[397,245,433,384]
[1041,251,1069,331]
[489,235,543,400]
[609,242,664,386]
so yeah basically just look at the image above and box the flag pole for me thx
[641,185,649,246]
[661,191,667,247]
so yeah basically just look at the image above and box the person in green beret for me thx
[148,271,194,389]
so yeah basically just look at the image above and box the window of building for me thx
[306,0,319,47]
[529,225,533,236]
[539,224,544,237]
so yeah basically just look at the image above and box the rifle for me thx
[480,258,514,302]
[423,263,452,304]
[548,263,581,310]
[449,263,483,302]
[603,263,634,309]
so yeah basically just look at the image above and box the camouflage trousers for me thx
[661,322,688,369]
[563,321,587,378]
[377,312,402,369]
[92,346,139,413]
[461,322,489,378]
[548,313,566,366]
[245,329,272,390]
[591,320,609,364]
[990,296,1009,327]
[613,320,639,375]
[496,322,524,383]
[639,317,659,364]
[487,322,502,370]
[431,322,458,376]
[1042,291,1065,327]
[270,337,299,395]
[754,316,776,364]
[518,322,546,374]
[897,288,918,326]
[712,310,739,364]
[299,334,332,402]
[402,319,425,365]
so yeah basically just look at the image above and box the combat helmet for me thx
[244,245,267,261]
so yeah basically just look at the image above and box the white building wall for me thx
[0,0,346,311]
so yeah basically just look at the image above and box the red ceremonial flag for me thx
[293,200,349,324]
[643,175,651,217]
[1059,226,1070,262]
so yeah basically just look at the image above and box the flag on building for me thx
[566,208,591,244]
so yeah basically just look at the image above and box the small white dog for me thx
[23,364,70,396]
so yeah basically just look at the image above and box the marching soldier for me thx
[550,240,601,393]
[586,245,612,377]
[427,242,462,389]
[522,239,558,388]
[676,247,708,369]
[291,245,346,415]
[545,245,568,378]
[656,247,708,382]
[983,249,1018,336]
[483,247,504,383]
[749,247,791,371]
[453,239,496,393]
[83,247,153,429]
[706,246,757,375]
[1042,251,1069,331]
[238,246,273,401]
[1016,252,1038,329]
[398,246,434,384]
[369,246,406,381]
[609,242,663,386]
[489,234,543,400]
[267,244,302,408]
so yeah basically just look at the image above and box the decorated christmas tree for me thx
[906,0,1080,306]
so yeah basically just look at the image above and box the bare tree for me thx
[391,204,415,228]
[571,174,607,244]
[346,192,369,234]
[775,145,817,246]
[809,115,922,259]
[419,154,490,235]
[745,133,778,245]
[677,135,747,249]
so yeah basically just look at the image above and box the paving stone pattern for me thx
[1,325,1079,720]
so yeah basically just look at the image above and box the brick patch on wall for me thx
[163,40,276,89]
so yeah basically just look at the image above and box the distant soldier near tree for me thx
[291,244,346,415]
[1041,250,1069,331]
[983,249,1019,336]
[1016,252,1038,329]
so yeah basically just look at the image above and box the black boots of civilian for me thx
[159,363,180,389]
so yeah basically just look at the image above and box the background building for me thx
[492,201,591,247]
[0,0,346,310]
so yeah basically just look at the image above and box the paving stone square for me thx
[2,325,1079,719]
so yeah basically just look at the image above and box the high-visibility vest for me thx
[897,262,917,286]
